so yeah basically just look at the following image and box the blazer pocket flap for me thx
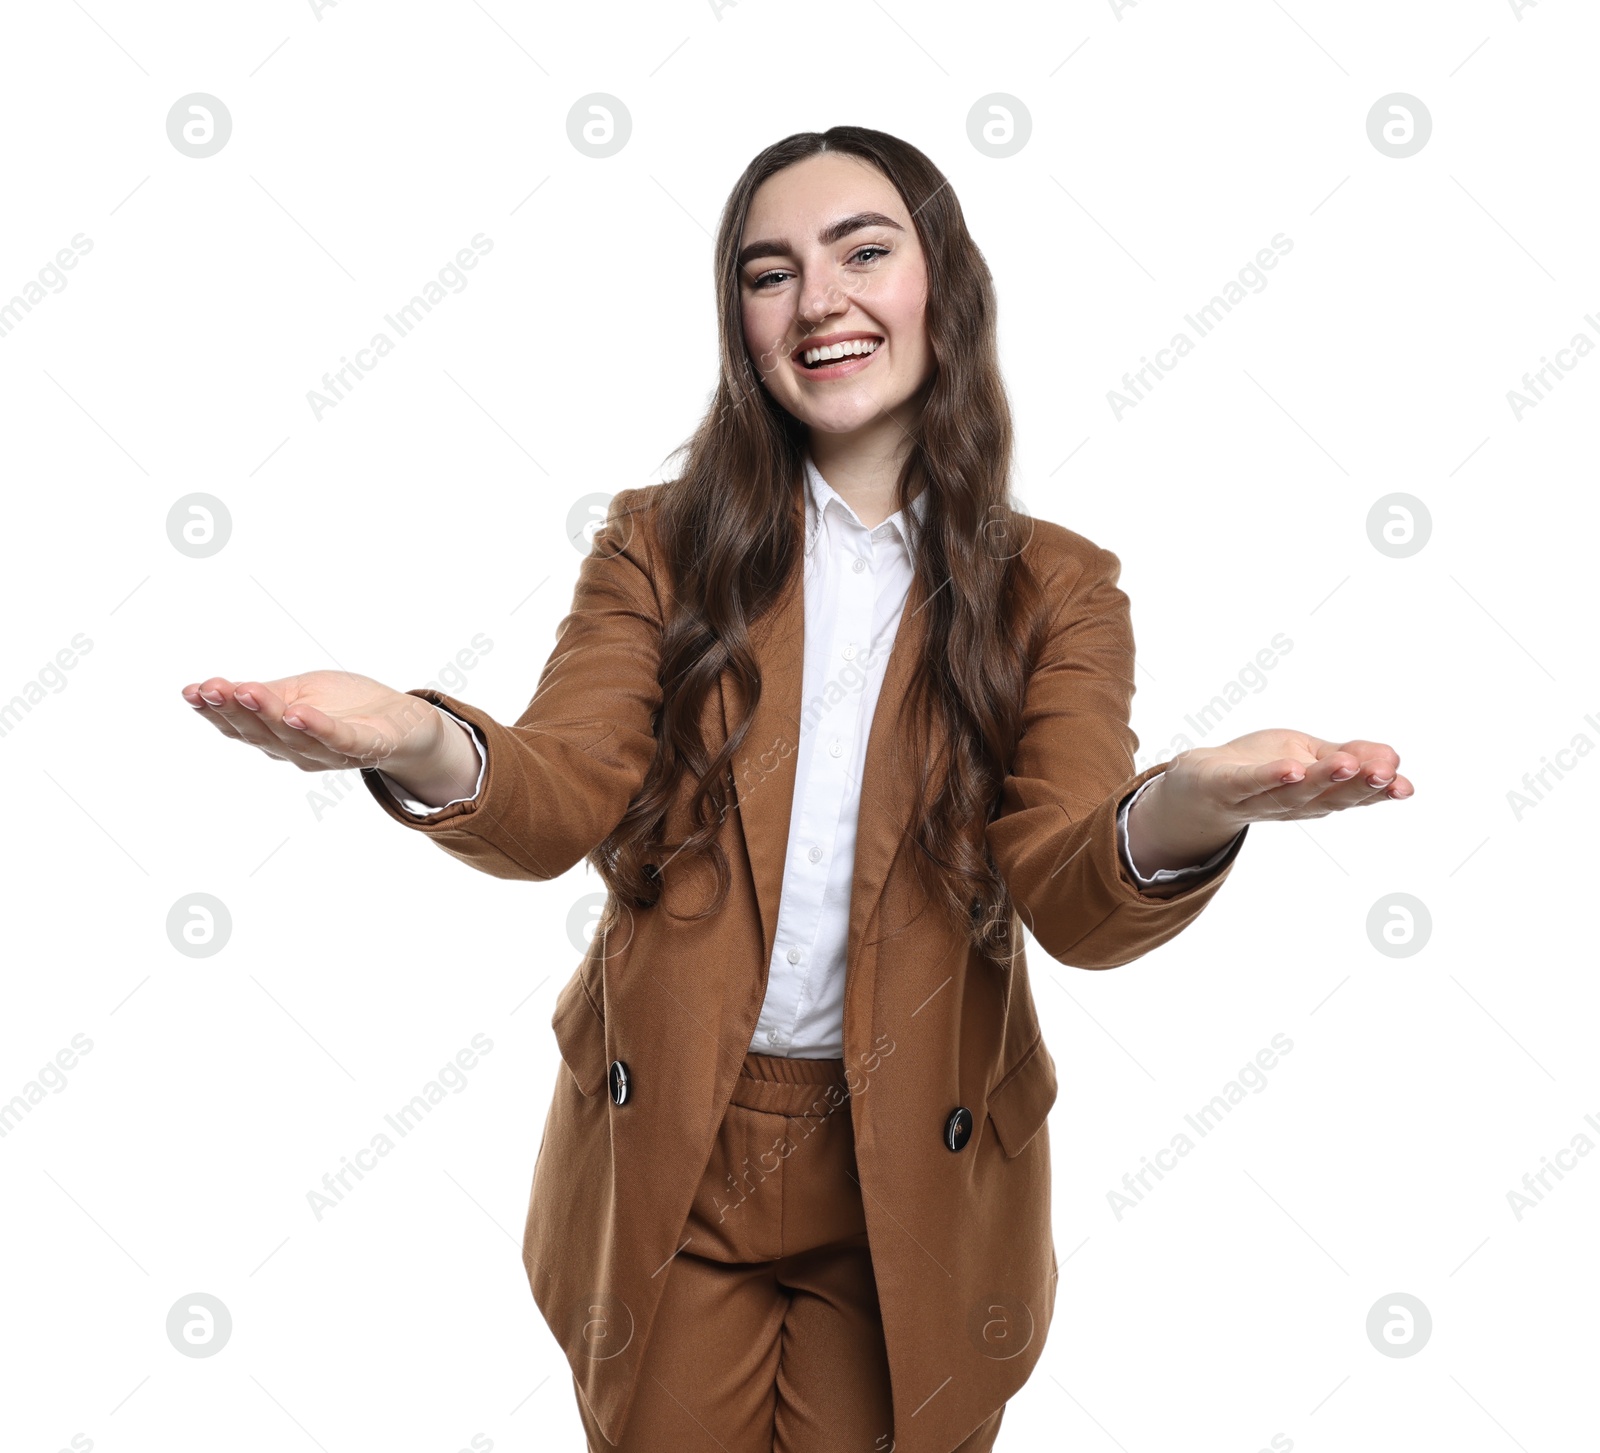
[986,1036,1058,1159]
[551,973,608,1098]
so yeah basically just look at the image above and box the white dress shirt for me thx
[376,459,1236,1057]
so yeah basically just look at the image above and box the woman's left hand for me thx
[1127,729,1414,875]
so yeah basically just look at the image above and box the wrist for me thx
[375,704,478,805]
[369,692,444,772]
[1127,772,1240,873]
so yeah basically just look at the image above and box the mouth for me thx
[790,334,883,380]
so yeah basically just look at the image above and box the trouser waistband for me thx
[732,1051,850,1116]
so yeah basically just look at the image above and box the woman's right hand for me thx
[179,671,447,779]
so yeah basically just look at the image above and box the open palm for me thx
[1167,728,1413,829]
[179,670,440,775]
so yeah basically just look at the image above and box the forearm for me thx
[361,686,660,881]
[1125,769,1242,873]
[989,763,1246,968]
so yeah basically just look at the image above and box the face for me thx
[738,152,934,445]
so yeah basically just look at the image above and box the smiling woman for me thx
[182,123,1410,1453]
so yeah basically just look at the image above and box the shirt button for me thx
[767,1030,783,1046]
[787,947,801,964]
[843,644,856,660]
[852,558,867,574]
[829,740,843,757]
[808,845,822,863]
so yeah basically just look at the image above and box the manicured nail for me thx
[1331,768,1354,780]
[200,690,224,705]
[284,714,304,729]
[236,690,258,709]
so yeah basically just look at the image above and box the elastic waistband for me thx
[741,1051,846,1084]
[732,1051,850,1117]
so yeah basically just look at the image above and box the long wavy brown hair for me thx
[590,125,1047,967]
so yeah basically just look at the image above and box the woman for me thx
[182,127,1410,1452]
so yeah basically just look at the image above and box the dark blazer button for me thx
[944,1106,973,1151]
[608,1060,632,1106]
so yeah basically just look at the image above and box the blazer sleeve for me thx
[984,539,1248,968]
[359,487,663,881]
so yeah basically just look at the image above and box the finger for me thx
[1299,742,1401,800]
[1230,751,1360,815]
[1268,768,1417,819]
[1296,778,1395,816]
[1222,750,1370,821]
[268,694,395,769]
[192,677,293,754]
[194,677,343,768]
[1213,756,1319,804]
[1321,769,1415,807]
[183,681,258,747]
[1320,757,1413,806]
[1333,739,1402,788]
[231,680,348,767]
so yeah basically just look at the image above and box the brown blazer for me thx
[361,484,1247,1452]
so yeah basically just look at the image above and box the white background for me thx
[1,1,1594,1450]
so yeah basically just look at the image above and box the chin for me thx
[795,404,888,435]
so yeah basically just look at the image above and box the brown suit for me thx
[361,485,1247,1452]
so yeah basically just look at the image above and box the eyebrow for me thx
[737,211,905,271]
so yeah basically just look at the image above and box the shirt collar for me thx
[802,453,929,555]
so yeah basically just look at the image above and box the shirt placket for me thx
[766,504,879,1051]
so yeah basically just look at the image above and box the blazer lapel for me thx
[717,500,942,979]
[845,564,941,954]
[717,540,805,976]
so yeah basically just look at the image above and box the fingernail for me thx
[200,691,224,705]
[1331,768,1353,781]
[1369,775,1392,787]
[236,690,258,709]
[284,714,304,729]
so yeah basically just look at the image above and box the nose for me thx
[797,270,849,332]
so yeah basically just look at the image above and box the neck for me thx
[808,422,922,532]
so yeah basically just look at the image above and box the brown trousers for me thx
[574,1051,1006,1452]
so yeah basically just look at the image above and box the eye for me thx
[748,245,892,290]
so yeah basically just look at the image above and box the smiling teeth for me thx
[802,339,880,367]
